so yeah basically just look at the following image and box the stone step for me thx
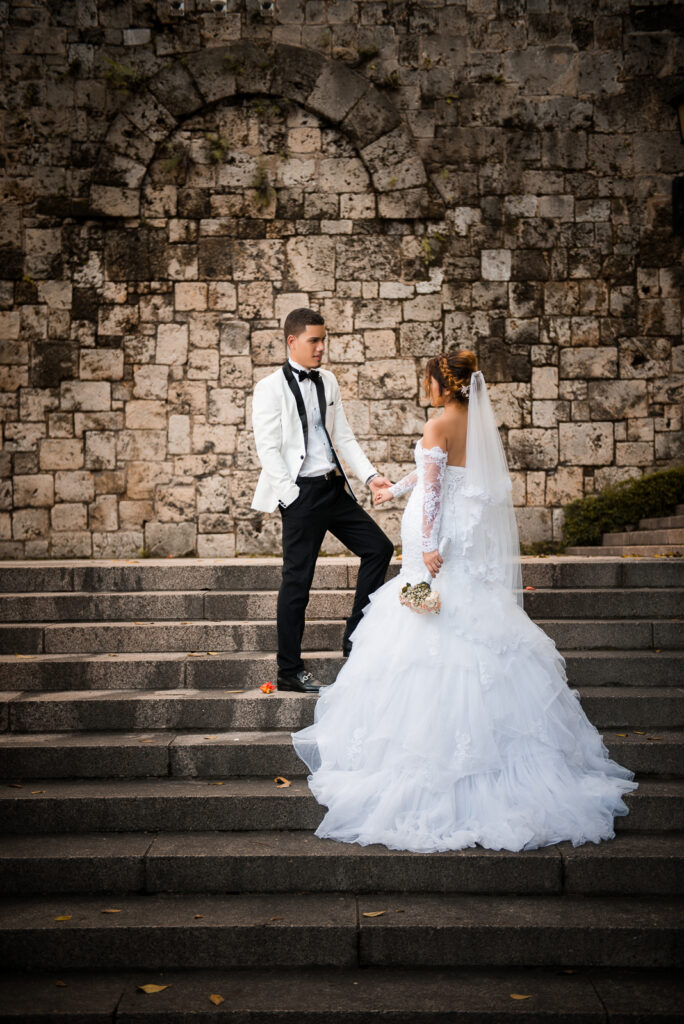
[1,966,682,1023]
[603,529,684,546]
[564,545,684,557]
[2,648,682,694]
[1,728,682,780]
[0,892,681,970]
[1,557,683,593]
[2,586,681,623]
[1,831,682,898]
[5,685,683,734]
[639,515,684,530]
[0,778,679,834]
[3,617,682,656]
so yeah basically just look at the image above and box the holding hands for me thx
[370,476,393,506]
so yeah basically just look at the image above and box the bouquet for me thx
[399,580,441,615]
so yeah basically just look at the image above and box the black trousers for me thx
[277,474,394,674]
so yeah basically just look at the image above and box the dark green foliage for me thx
[562,466,684,547]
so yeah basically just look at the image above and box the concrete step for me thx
[3,617,682,656]
[1,729,683,780]
[0,778,680,834]
[603,529,684,546]
[639,515,684,530]
[1,831,682,898]
[0,892,681,970]
[1,966,682,1023]
[1,557,683,593]
[2,649,682,694]
[5,685,683,734]
[2,586,681,623]
[564,545,684,557]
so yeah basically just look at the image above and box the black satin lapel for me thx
[313,373,327,425]
[282,362,308,450]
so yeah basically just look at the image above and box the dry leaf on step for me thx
[208,781,224,785]
[274,776,291,787]
[137,984,170,994]
[54,915,72,922]
[209,994,225,1006]
[101,908,122,913]
[510,994,532,1000]
[362,911,386,918]
[224,689,245,693]
[55,981,67,987]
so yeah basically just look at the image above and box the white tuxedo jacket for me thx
[251,365,377,513]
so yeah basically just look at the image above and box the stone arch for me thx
[90,42,443,221]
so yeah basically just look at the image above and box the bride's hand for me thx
[373,488,393,505]
[423,549,443,578]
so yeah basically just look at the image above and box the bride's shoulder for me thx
[418,417,447,457]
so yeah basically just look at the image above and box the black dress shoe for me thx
[342,638,352,657]
[277,669,322,693]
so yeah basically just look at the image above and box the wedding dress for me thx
[291,374,637,853]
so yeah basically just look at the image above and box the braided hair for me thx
[424,349,478,404]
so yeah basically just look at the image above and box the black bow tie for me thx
[297,369,320,383]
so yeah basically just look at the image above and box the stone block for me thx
[531,366,558,399]
[208,389,245,426]
[92,531,143,558]
[19,388,59,422]
[188,348,220,380]
[148,59,204,117]
[398,323,442,358]
[365,330,397,359]
[117,430,167,463]
[145,521,197,557]
[90,186,140,218]
[208,283,237,311]
[250,330,283,366]
[133,365,169,401]
[559,347,617,379]
[197,533,236,557]
[125,401,167,431]
[360,360,417,400]
[336,238,401,282]
[286,237,335,291]
[175,283,208,311]
[488,384,528,430]
[354,301,402,331]
[481,249,511,281]
[55,471,95,504]
[74,413,124,438]
[52,502,88,532]
[39,439,84,471]
[516,507,553,545]
[370,401,426,436]
[615,442,653,467]
[60,382,111,412]
[168,415,191,455]
[340,193,376,219]
[559,422,614,466]
[220,356,253,388]
[126,462,173,500]
[219,320,251,356]
[342,85,401,149]
[78,350,124,382]
[307,60,367,123]
[329,334,364,363]
[361,128,427,192]
[192,423,236,455]
[51,531,92,558]
[545,467,584,505]
[588,381,648,420]
[156,324,189,366]
[155,484,196,523]
[402,294,442,323]
[168,381,208,416]
[12,508,49,542]
[84,432,117,471]
[507,428,558,470]
[619,337,671,380]
[532,400,570,428]
[3,423,46,453]
[12,475,54,508]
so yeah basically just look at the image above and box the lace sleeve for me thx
[420,446,447,551]
[389,470,418,498]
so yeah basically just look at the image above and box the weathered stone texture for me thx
[0,10,681,555]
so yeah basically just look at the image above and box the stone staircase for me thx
[0,556,683,1021]
[565,505,684,557]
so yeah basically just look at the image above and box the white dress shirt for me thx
[288,358,338,478]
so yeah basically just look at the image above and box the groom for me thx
[251,307,394,693]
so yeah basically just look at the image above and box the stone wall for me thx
[0,0,682,558]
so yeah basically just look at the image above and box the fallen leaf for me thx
[655,649,661,653]
[394,909,405,913]
[137,984,170,994]
[260,681,276,694]
[15,654,35,659]
[54,915,72,922]
[9,784,23,789]
[101,908,122,913]
[107,654,118,658]
[561,969,576,975]
[274,776,291,787]
[31,790,46,794]
[55,981,67,987]
[139,739,155,743]
[209,781,224,786]
[616,733,628,737]
[207,652,218,656]
[362,910,386,918]
[204,735,218,740]
[209,994,225,1006]
[224,689,245,693]
[648,736,663,741]
[524,586,536,591]
[269,916,283,921]
[194,914,204,919]
[633,731,646,735]
[510,994,532,1000]
[125,560,139,564]
[187,653,203,657]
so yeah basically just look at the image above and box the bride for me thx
[291,350,637,853]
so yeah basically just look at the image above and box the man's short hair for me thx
[283,307,325,343]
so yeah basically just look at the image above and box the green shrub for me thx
[562,466,684,547]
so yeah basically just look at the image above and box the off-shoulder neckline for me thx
[416,440,465,468]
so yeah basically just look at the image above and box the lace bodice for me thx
[390,443,448,552]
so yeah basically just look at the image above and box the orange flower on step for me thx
[260,681,276,694]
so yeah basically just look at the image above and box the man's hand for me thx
[373,487,394,506]
[422,549,443,578]
[369,475,392,494]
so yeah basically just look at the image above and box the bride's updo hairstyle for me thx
[424,349,478,404]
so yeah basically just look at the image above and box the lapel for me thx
[281,361,308,450]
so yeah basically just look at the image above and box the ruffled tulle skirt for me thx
[291,563,637,853]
